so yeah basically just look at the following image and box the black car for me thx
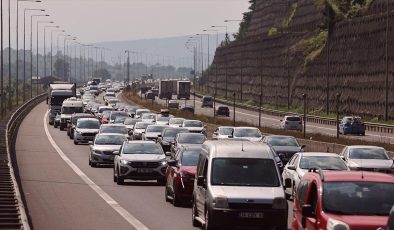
[170,132,206,155]
[157,127,189,153]
[179,105,194,113]
[262,135,305,165]
[215,106,230,116]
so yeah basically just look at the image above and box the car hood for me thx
[121,154,166,161]
[210,186,285,202]
[93,145,122,152]
[185,127,204,131]
[347,159,393,169]
[133,128,144,134]
[327,214,388,230]
[142,119,155,123]
[181,166,196,175]
[156,121,169,125]
[145,132,161,138]
[61,114,72,119]
[169,124,182,128]
[271,146,302,153]
[76,128,99,133]
[233,137,262,142]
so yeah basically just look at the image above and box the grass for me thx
[122,92,394,152]
[297,31,328,67]
[282,2,298,28]
[268,27,278,36]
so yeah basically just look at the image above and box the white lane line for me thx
[43,110,149,230]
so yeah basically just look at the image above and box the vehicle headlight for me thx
[327,218,350,230]
[160,160,167,166]
[121,159,129,165]
[272,197,287,209]
[213,196,229,209]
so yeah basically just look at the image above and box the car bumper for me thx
[119,165,166,180]
[75,134,96,142]
[91,153,116,164]
[174,178,194,200]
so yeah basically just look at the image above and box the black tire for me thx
[165,184,171,202]
[157,178,165,186]
[361,132,365,136]
[49,121,54,125]
[113,167,118,182]
[291,183,296,200]
[204,209,216,230]
[54,123,58,128]
[88,157,91,166]
[117,168,124,185]
[172,183,182,207]
[91,162,97,168]
[70,132,74,139]
[192,200,199,227]
[74,140,78,145]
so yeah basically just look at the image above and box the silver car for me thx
[232,127,263,142]
[131,122,151,140]
[282,152,349,199]
[113,141,168,185]
[280,115,303,131]
[142,125,167,141]
[141,113,157,123]
[99,124,129,139]
[339,145,394,173]
[212,126,234,140]
[168,118,185,128]
[73,118,100,145]
[89,133,128,167]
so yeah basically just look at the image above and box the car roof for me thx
[72,113,95,118]
[96,133,126,136]
[177,132,205,137]
[100,124,126,127]
[319,171,394,183]
[347,145,385,149]
[125,140,157,144]
[218,126,234,129]
[77,118,99,122]
[184,119,201,122]
[234,126,259,130]
[203,140,273,159]
[299,152,341,157]
[266,135,295,139]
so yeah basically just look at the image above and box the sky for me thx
[2,0,250,45]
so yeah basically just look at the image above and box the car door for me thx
[293,180,309,230]
[167,150,181,193]
[304,182,319,230]
[283,154,299,194]
[195,154,208,216]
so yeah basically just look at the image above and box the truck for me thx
[47,83,76,125]
[170,80,178,95]
[159,80,173,99]
[177,81,191,100]
[59,97,84,130]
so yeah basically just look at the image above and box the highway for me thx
[15,100,294,230]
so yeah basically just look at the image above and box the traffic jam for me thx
[47,79,394,230]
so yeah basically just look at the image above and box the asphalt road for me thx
[15,101,294,230]
[148,94,394,144]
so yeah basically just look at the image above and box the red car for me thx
[293,169,394,230]
[164,146,200,206]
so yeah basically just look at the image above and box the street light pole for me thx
[1,0,3,118]
[44,25,58,78]
[51,29,64,77]
[37,21,53,95]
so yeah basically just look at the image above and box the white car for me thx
[131,122,151,140]
[282,152,349,199]
[168,118,185,128]
[155,115,172,126]
[182,120,206,136]
[73,118,100,145]
[142,125,167,141]
[141,113,157,123]
[135,109,150,119]
[280,115,303,131]
[232,127,262,142]
[339,145,394,173]
[212,126,234,140]
[89,133,128,167]
[123,118,141,132]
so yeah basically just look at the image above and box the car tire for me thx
[88,157,91,166]
[69,132,73,139]
[54,123,58,128]
[204,209,216,230]
[165,184,171,202]
[74,140,78,145]
[172,182,181,207]
[49,121,54,125]
[116,168,124,185]
[292,183,296,200]
[361,132,365,136]
[113,167,118,182]
[91,161,97,168]
[192,200,199,227]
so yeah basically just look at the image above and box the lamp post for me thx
[302,93,307,138]
[43,25,59,78]
[196,33,210,93]
[30,14,49,98]
[23,8,44,102]
[63,35,73,81]
[1,0,3,118]
[50,29,64,77]
[125,50,130,84]
[233,92,236,126]
[336,93,341,139]
[211,25,228,44]
[37,21,54,95]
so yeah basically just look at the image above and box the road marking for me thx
[43,110,149,230]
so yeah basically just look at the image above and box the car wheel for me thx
[361,132,365,136]
[116,168,124,185]
[192,200,199,227]
[49,121,54,125]
[74,140,78,145]
[69,132,73,139]
[54,123,58,128]
[204,209,216,230]
[88,157,91,166]
[113,167,118,182]
[172,182,181,207]
[91,161,97,168]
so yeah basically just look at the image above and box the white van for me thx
[59,97,84,130]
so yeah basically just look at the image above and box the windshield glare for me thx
[164,129,187,138]
[184,121,203,127]
[299,156,348,170]
[62,107,84,114]
[170,119,184,125]
[267,136,299,146]
[124,119,141,125]
[77,120,100,129]
[135,123,150,129]
[181,150,200,166]
[349,148,389,160]
[123,143,163,155]
[211,158,280,187]
[178,134,206,144]
[95,135,127,145]
[233,128,261,138]
[323,182,394,215]
[100,126,128,134]
[219,128,234,135]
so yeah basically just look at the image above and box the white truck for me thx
[47,83,76,125]
[159,80,173,100]
[176,81,191,100]
[59,97,84,130]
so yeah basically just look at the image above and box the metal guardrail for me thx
[0,93,46,229]
[195,93,394,134]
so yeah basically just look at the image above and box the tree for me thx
[93,68,111,79]
[54,58,70,81]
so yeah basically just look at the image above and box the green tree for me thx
[93,68,111,79]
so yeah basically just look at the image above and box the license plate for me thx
[137,168,153,173]
[238,212,264,219]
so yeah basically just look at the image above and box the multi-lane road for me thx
[15,99,293,230]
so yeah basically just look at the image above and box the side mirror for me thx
[213,132,218,136]
[165,152,172,157]
[197,176,206,188]
[158,134,162,138]
[288,165,296,171]
[113,151,120,155]
[284,178,292,188]
[167,160,177,167]
[340,155,346,161]
[302,204,314,218]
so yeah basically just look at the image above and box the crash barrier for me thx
[0,93,46,229]
[195,93,394,134]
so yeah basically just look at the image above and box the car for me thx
[123,118,141,133]
[339,145,394,173]
[262,135,305,165]
[292,170,394,230]
[170,133,206,155]
[192,140,288,230]
[97,106,114,119]
[131,122,151,140]
[212,126,234,140]
[155,115,171,126]
[107,98,120,107]
[179,105,194,113]
[60,98,84,130]
[232,127,263,142]
[282,152,349,199]
[113,116,128,125]
[141,113,157,123]
[168,118,185,128]
[109,111,129,123]
[73,118,100,145]
[165,146,201,206]
[201,95,213,108]
[339,116,366,135]
[215,106,230,116]
[100,111,111,124]
[99,124,129,138]
[280,115,303,131]
[135,109,150,119]
[145,91,155,100]
[67,113,96,139]
[89,133,128,167]
[54,112,61,128]
[104,91,115,99]
[142,125,167,141]
[124,106,139,117]
[181,120,206,135]
[168,100,179,109]
[113,141,168,185]
[157,127,189,152]
[114,102,126,111]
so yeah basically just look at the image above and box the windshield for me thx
[323,182,394,215]
[142,114,156,120]
[111,112,128,120]
[124,119,141,125]
[211,158,280,187]
[62,106,84,114]
[123,143,163,155]
[349,148,389,160]
[183,121,203,127]
[99,107,113,113]
[114,116,128,124]
[181,150,200,166]
[299,156,348,170]
[136,110,149,116]
[146,126,166,133]
[219,127,234,135]
[108,99,119,103]
[178,134,206,144]
[286,116,301,121]
[95,135,127,145]
[77,120,100,129]
[267,136,299,146]
[169,118,184,125]
[100,126,128,134]
[157,116,170,122]
[72,116,92,125]
[135,123,150,129]
[50,96,72,106]
[164,129,187,138]
[233,128,261,138]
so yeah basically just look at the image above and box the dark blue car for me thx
[339,116,366,136]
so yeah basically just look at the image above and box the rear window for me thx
[286,116,301,121]
[349,148,389,160]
